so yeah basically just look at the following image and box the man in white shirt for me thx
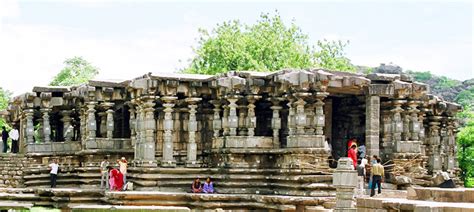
[49,159,59,188]
[8,127,19,153]
[100,157,110,189]
[118,157,128,186]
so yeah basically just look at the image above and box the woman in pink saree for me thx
[108,166,123,191]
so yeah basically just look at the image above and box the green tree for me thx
[184,12,354,75]
[0,87,12,130]
[49,57,99,86]
[457,119,474,187]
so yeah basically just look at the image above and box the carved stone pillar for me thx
[134,104,143,161]
[228,97,239,136]
[270,98,282,148]
[79,107,86,142]
[141,97,157,167]
[402,109,411,141]
[186,97,201,167]
[37,118,44,143]
[61,110,73,142]
[211,101,221,138]
[428,116,442,172]
[314,92,328,136]
[246,95,259,137]
[25,109,34,144]
[105,105,115,139]
[294,95,308,135]
[287,98,296,136]
[162,96,177,167]
[98,112,107,138]
[86,102,97,140]
[380,109,392,160]
[446,118,456,172]
[408,101,420,141]
[222,104,229,136]
[365,95,380,158]
[238,100,248,136]
[41,108,52,143]
[128,104,136,149]
[391,100,404,143]
[305,103,315,135]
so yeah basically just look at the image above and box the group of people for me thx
[1,126,20,153]
[191,177,215,193]
[347,138,385,197]
[100,157,128,191]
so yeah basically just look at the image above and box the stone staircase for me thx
[128,167,335,197]
[0,154,31,188]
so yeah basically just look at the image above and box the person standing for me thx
[118,157,128,186]
[347,143,358,169]
[357,156,368,195]
[370,157,384,197]
[1,127,8,153]
[100,157,110,189]
[49,159,59,188]
[8,126,19,153]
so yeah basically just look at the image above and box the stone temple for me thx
[0,69,463,210]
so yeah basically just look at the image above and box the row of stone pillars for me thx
[21,108,76,144]
[82,102,116,141]
[129,96,202,167]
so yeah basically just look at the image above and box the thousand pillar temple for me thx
[0,69,462,192]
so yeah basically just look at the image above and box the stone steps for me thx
[104,191,334,210]
[127,167,334,196]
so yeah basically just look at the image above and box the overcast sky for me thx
[0,0,472,95]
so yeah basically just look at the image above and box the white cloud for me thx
[0,21,198,95]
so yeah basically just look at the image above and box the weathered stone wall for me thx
[0,154,29,188]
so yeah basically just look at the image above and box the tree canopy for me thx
[49,57,99,86]
[184,13,355,75]
[0,88,12,129]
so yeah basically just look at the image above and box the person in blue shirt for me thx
[203,177,215,193]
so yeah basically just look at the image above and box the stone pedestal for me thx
[333,157,357,212]
[286,135,325,148]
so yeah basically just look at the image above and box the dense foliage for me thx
[184,13,355,74]
[458,119,474,187]
[0,88,12,130]
[49,57,99,86]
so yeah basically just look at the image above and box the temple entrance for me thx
[327,95,366,161]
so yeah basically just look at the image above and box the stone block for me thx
[224,136,273,148]
[287,135,325,148]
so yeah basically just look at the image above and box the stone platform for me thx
[0,188,335,211]
[357,187,474,212]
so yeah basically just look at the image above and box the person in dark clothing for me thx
[191,178,203,193]
[1,127,8,153]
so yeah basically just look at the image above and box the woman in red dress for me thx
[108,166,124,191]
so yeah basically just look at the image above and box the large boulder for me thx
[394,175,412,185]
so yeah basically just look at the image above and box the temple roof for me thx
[32,86,70,92]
